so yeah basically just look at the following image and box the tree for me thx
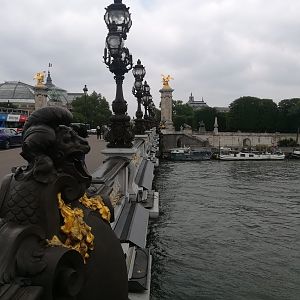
[227,96,277,132]
[72,91,112,128]
[215,111,228,132]
[194,107,217,131]
[172,100,194,130]
[277,98,300,133]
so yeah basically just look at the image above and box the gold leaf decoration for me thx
[109,180,122,207]
[131,153,140,166]
[48,193,94,263]
[79,193,111,223]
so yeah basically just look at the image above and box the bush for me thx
[278,138,298,147]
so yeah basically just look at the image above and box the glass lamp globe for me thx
[133,59,146,79]
[106,33,123,55]
[104,1,132,37]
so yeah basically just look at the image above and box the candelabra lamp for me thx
[148,101,156,128]
[132,59,146,135]
[103,0,134,148]
[142,81,152,130]
[83,84,88,127]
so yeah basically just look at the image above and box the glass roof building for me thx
[0,72,82,113]
[0,81,35,112]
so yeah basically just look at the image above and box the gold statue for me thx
[161,74,174,88]
[34,71,46,86]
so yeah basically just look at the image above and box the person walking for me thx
[96,125,102,140]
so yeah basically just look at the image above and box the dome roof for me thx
[45,71,68,104]
[0,81,35,100]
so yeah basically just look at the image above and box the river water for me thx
[149,160,300,300]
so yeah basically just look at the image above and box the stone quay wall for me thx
[160,131,298,154]
[201,132,298,148]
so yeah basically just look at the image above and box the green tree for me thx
[72,91,112,128]
[216,111,229,132]
[277,98,300,132]
[227,96,277,132]
[172,100,194,130]
[194,107,217,131]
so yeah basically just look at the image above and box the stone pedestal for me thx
[160,87,174,131]
[34,85,48,111]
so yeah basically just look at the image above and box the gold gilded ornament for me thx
[34,71,46,87]
[161,74,173,88]
[79,193,111,223]
[131,153,140,167]
[48,193,94,263]
[109,180,122,207]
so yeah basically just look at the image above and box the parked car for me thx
[87,128,97,135]
[0,128,23,149]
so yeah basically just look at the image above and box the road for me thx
[0,135,107,181]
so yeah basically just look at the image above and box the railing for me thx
[88,128,160,299]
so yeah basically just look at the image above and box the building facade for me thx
[187,93,208,109]
[0,72,83,113]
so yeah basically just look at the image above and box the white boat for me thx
[169,147,212,161]
[219,150,285,161]
[290,148,300,159]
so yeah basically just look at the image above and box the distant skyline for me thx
[0,0,300,116]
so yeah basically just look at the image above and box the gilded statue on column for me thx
[34,71,46,87]
[161,74,173,89]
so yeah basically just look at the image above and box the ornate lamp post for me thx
[83,84,88,127]
[132,59,146,135]
[148,101,156,128]
[103,0,133,148]
[142,81,152,130]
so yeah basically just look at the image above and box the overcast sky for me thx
[1,0,300,116]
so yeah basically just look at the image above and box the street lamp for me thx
[103,0,133,148]
[83,84,88,127]
[104,0,132,40]
[148,101,156,128]
[132,59,146,134]
[142,81,152,130]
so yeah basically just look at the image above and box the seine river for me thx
[149,160,300,300]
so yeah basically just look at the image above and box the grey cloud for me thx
[1,0,300,116]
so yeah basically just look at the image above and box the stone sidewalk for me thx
[83,134,108,173]
[0,135,108,181]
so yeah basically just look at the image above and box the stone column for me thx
[159,86,174,131]
[34,86,48,111]
[213,116,219,135]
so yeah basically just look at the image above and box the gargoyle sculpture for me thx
[0,107,128,300]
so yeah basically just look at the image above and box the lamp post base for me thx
[105,114,134,148]
[134,119,146,135]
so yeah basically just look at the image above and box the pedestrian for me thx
[96,125,102,140]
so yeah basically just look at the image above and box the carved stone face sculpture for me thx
[54,125,90,170]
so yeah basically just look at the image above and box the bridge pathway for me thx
[0,134,107,181]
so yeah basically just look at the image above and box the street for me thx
[0,135,107,181]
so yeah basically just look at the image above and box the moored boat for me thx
[169,147,212,161]
[290,148,300,159]
[219,150,285,161]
